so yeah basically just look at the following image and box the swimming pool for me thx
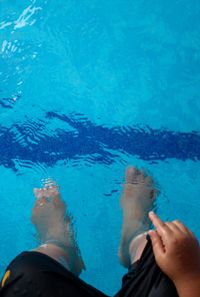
[0,0,200,294]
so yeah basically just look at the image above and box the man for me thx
[1,166,200,296]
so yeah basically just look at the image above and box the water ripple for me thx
[0,112,200,172]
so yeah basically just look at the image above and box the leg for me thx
[31,180,85,276]
[129,233,148,263]
[118,166,157,267]
[115,168,178,297]
[32,242,71,270]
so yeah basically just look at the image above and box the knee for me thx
[129,233,147,263]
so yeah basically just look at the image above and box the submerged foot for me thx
[31,180,85,275]
[118,166,157,268]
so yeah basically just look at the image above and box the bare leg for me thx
[31,181,85,276]
[118,167,157,267]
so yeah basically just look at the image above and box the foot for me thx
[118,166,157,268]
[31,180,85,275]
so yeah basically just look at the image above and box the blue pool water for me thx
[0,0,200,294]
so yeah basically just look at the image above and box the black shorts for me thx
[0,236,178,297]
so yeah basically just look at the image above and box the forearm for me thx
[174,275,200,297]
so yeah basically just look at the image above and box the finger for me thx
[148,230,165,255]
[173,220,195,238]
[165,222,182,233]
[149,211,172,238]
[148,211,171,230]
[148,211,165,227]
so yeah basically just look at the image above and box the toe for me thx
[150,188,159,200]
[35,196,47,207]
[48,186,60,198]
[137,169,146,183]
[145,175,153,185]
[125,166,138,183]
[44,187,63,208]
[126,166,147,184]
[33,184,65,213]
[34,188,45,199]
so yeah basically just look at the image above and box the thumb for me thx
[148,230,165,259]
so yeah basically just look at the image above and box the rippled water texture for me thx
[0,0,200,294]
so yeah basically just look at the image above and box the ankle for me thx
[122,220,145,238]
